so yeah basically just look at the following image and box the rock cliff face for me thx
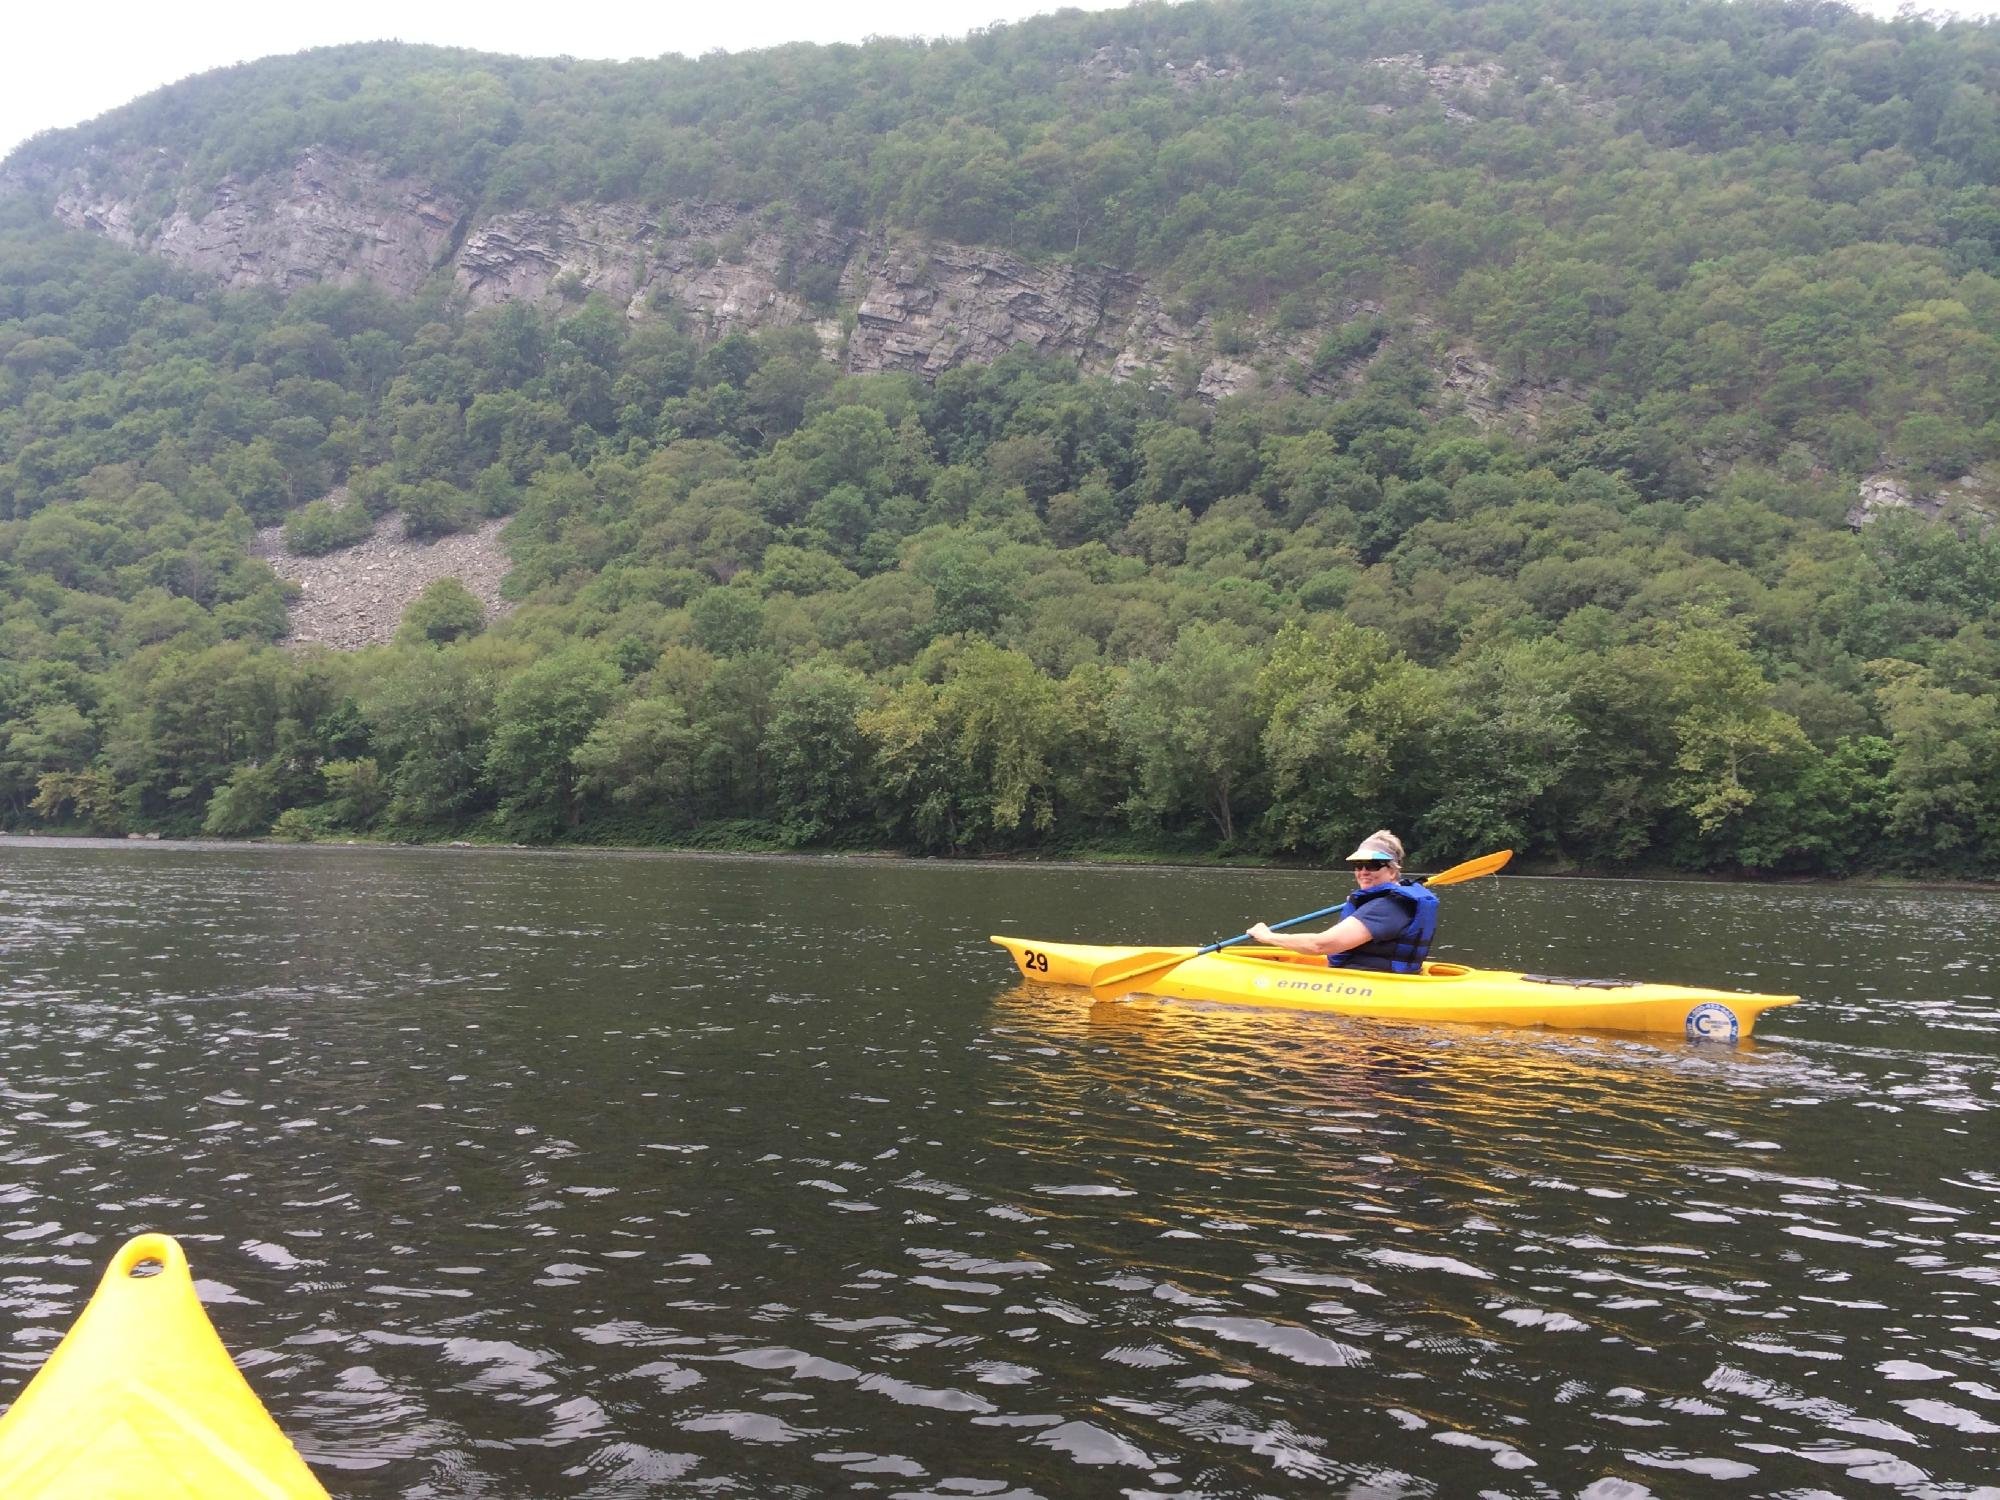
[51,147,464,296]
[1847,467,2000,529]
[450,196,1273,392]
[24,145,1560,426]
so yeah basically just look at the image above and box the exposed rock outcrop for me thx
[459,201,1236,387]
[1367,53,1608,121]
[1849,467,2000,529]
[455,200,860,336]
[1368,53,1505,122]
[853,238,1154,380]
[1073,47,1241,88]
[51,147,464,297]
[1435,346,1584,430]
[23,144,1576,431]
[251,509,512,650]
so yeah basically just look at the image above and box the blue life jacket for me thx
[1326,880,1438,973]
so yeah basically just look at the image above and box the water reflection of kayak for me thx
[991,935,1797,1041]
[0,1234,329,1499]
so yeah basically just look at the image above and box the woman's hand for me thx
[1247,922,1275,943]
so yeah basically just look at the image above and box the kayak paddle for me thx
[1086,847,1514,1002]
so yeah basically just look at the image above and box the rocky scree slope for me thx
[250,501,512,650]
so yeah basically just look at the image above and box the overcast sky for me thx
[3,0,1995,160]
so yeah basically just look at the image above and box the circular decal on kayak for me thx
[1685,1002,1740,1042]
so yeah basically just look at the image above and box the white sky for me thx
[3,0,1996,160]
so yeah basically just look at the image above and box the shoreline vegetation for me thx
[6,831,1995,892]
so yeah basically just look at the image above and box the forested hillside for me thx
[2,0,1998,873]
[16,0,2000,474]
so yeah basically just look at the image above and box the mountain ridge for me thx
[9,0,2000,490]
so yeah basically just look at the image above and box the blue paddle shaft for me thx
[1200,901,1349,957]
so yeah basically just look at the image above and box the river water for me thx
[0,841,1995,1497]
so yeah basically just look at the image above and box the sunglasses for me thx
[1350,859,1393,872]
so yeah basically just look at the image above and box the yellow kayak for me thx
[0,1234,329,1499]
[992,936,1797,1041]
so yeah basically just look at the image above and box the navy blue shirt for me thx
[1351,896,1412,943]
[1332,892,1411,972]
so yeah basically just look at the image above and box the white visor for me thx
[1345,844,1398,862]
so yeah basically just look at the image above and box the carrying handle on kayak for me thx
[1086,848,1513,1001]
[95,1233,189,1310]
[112,1233,182,1281]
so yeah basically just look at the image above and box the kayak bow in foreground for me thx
[993,935,1797,1041]
[0,1233,329,1499]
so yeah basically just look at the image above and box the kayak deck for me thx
[991,935,1797,1041]
[0,1233,329,1499]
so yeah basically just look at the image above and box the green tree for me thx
[766,658,875,845]
[688,586,767,656]
[1868,660,2000,867]
[1660,613,1809,844]
[29,769,122,833]
[1422,641,1583,856]
[1254,620,1440,858]
[1892,411,1977,479]
[322,757,390,830]
[574,696,701,821]
[859,676,959,851]
[107,643,287,824]
[401,480,475,539]
[219,441,291,525]
[4,701,96,799]
[1732,736,1894,875]
[932,643,1065,844]
[485,648,621,835]
[1113,624,1261,843]
[399,578,487,645]
[359,648,495,825]
[282,496,374,555]
[690,651,783,817]
[202,761,282,837]
[861,642,1064,850]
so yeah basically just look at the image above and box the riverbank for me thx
[6,830,1995,889]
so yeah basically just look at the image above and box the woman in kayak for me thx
[1247,830,1439,973]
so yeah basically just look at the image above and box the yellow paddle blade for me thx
[0,1234,330,1499]
[1424,848,1512,886]
[1087,949,1199,1002]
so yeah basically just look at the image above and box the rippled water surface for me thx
[1,841,1996,1497]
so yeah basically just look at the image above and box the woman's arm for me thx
[1247,916,1375,956]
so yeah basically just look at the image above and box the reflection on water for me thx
[0,841,1995,1496]
[983,984,2000,1490]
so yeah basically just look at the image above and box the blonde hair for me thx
[1360,830,1405,864]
